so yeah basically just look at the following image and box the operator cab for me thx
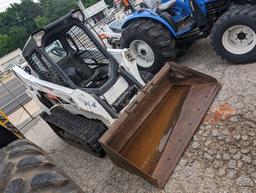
[43,27,109,88]
[22,10,118,90]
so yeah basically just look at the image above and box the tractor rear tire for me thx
[0,139,85,193]
[211,4,256,64]
[121,20,176,74]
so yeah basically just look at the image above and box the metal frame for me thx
[22,10,123,95]
[20,10,145,118]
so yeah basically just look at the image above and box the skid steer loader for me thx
[12,9,220,187]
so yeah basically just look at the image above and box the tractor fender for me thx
[122,9,176,37]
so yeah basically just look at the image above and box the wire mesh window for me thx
[28,51,69,87]
[66,25,109,65]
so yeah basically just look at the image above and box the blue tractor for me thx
[120,0,256,73]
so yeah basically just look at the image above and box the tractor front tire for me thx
[121,20,176,74]
[211,4,256,64]
[0,139,85,193]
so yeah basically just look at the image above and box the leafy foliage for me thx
[38,0,79,23]
[0,0,42,57]
[82,0,100,8]
[35,16,49,28]
[104,0,114,7]
[0,0,102,57]
[0,34,13,57]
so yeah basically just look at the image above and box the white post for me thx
[77,0,89,19]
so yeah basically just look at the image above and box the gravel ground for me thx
[22,38,256,193]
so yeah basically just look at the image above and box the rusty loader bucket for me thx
[100,63,220,188]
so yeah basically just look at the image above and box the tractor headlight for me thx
[72,10,84,22]
[32,30,45,47]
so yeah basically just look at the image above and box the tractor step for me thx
[176,16,196,35]
[40,107,107,157]
[160,12,195,34]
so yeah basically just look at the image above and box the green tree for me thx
[8,27,28,48]
[0,0,42,34]
[35,16,49,28]
[0,0,42,57]
[104,0,114,7]
[0,0,107,57]
[82,0,99,8]
[0,35,13,57]
[38,0,79,23]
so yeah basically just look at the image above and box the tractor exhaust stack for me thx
[100,63,220,188]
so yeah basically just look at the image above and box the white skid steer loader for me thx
[13,10,220,188]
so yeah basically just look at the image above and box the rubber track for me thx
[40,107,107,155]
[0,139,85,193]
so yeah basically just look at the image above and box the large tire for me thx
[0,139,85,193]
[211,4,256,64]
[121,20,176,74]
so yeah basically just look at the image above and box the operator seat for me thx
[62,66,84,86]
[143,0,176,12]
[58,55,94,87]
[61,59,109,88]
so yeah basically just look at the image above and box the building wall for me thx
[0,48,26,72]
[82,0,109,26]
[83,0,108,19]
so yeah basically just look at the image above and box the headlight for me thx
[32,30,45,47]
[71,10,84,22]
